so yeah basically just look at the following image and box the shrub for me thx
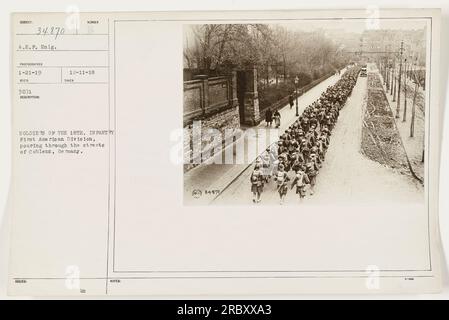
[258,82,295,110]
[296,72,312,87]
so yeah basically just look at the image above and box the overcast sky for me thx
[183,18,428,48]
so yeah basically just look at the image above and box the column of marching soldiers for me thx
[250,66,361,204]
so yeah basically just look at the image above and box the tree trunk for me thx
[283,55,287,81]
[215,26,231,70]
[410,82,418,137]
[266,63,269,85]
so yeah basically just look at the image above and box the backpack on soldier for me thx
[276,171,285,185]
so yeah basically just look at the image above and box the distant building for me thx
[360,29,426,66]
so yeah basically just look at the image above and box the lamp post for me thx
[393,59,396,102]
[294,76,299,116]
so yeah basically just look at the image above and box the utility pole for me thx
[396,40,404,119]
[358,37,363,64]
[294,76,299,117]
[386,62,390,91]
[407,55,411,80]
[402,58,407,122]
[410,57,419,138]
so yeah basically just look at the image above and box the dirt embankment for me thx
[361,73,409,174]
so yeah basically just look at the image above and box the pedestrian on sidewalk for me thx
[265,108,273,127]
[273,110,281,128]
[289,94,294,109]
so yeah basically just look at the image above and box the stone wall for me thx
[184,73,237,125]
[202,105,240,131]
[183,72,240,172]
[183,106,240,172]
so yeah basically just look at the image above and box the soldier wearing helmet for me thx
[275,163,289,205]
[291,167,310,201]
[250,164,264,203]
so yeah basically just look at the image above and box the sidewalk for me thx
[184,69,346,205]
[374,64,425,181]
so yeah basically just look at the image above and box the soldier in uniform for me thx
[247,66,362,204]
[305,156,319,195]
[275,164,290,205]
[250,164,264,203]
[291,167,310,201]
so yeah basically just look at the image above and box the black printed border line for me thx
[10,15,434,294]
[9,17,434,294]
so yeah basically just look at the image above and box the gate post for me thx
[194,74,209,115]
[230,70,238,108]
[243,67,260,125]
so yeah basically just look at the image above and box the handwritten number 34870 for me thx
[36,26,65,39]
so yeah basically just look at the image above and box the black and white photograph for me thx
[183,19,427,206]
[183,19,428,205]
